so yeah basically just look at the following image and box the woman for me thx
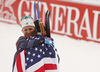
[12,16,60,72]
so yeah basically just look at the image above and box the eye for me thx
[24,29,27,31]
[29,28,32,30]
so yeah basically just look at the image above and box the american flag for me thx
[12,36,59,72]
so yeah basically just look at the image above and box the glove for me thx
[44,37,54,48]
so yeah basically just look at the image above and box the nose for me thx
[27,30,31,34]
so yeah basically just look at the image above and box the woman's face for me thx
[22,26,37,38]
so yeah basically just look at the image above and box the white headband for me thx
[20,16,35,29]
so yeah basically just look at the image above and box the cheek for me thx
[22,31,26,34]
[22,30,27,34]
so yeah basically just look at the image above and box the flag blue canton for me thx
[25,36,56,69]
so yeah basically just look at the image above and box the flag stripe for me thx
[45,70,59,72]
[35,64,57,72]
[26,58,58,72]
[13,51,59,72]
[16,53,23,72]
[20,50,25,72]
[44,58,57,64]
[13,63,18,72]
[35,65,45,72]
[44,64,57,70]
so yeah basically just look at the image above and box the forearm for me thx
[17,36,44,50]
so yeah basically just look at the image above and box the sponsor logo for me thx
[1,0,100,43]
[18,0,100,42]
[0,0,17,24]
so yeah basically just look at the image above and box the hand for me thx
[44,37,54,48]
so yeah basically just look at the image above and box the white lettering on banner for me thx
[18,1,49,22]
[50,4,55,30]
[31,1,35,19]
[18,0,22,21]
[93,11,100,41]
[18,1,100,42]
[66,6,80,37]
[50,4,66,34]
[18,0,30,22]
[78,9,92,39]
[50,4,100,41]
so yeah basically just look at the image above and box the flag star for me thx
[32,37,34,39]
[28,51,31,55]
[37,55,41,58]
[39,49,42,52]
[35,47,38,51]
[37,38,40,40]
[26,22,28,24]
[30,59,33,62]
[27,38,29,40]
[33,53,35,56]
[49,52,52,55]
[43,51,45,55]
[42,44,44,46]
[35,37,37,39]
[30,47,33,49]
[45,47,48,50]
[26,57,29,60]
[48,45,51,47]
[25,63,27,66]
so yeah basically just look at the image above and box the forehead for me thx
[22,26,35,30]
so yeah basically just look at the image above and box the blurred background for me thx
[0,0,100,72]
